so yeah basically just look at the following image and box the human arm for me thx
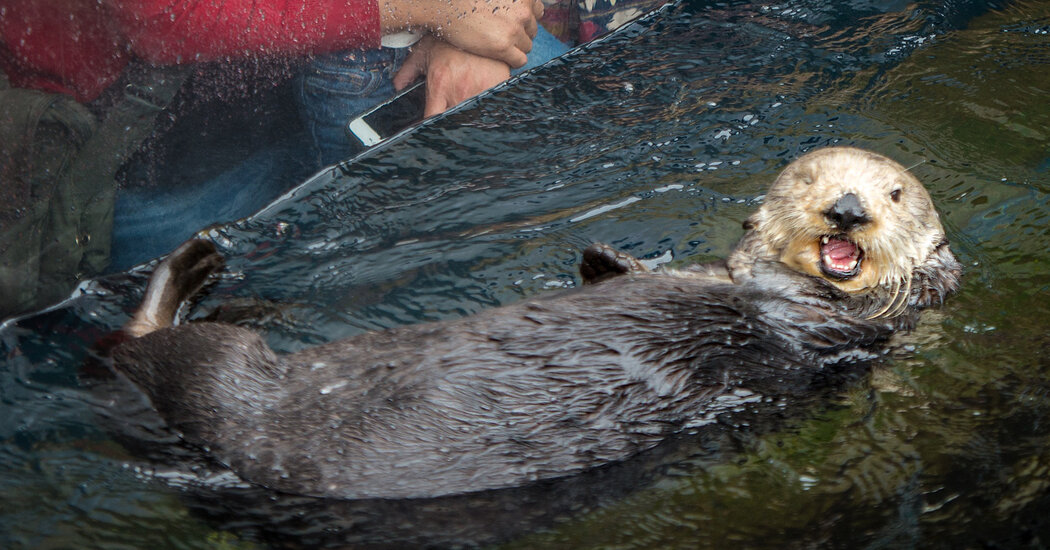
[379,0,544,68]
[392,35,511,118]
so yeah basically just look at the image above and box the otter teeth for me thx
[821,254,857,271]
[819,235,863,279]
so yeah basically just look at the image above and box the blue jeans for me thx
[110,134,313,271]
[297,27,570,166]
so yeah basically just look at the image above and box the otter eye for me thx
[890,189,902,203]
[742,219,755,230]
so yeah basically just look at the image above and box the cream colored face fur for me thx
[744,147,945,296]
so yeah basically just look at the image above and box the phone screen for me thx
[346,82,426,147]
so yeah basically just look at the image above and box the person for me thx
[0,0,550,318]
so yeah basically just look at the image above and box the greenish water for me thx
[2,1,1049,548]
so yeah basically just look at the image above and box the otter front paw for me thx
[126,239,225,337]
[163,239,226,304]
[580,243,649,285]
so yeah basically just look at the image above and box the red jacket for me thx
[1,0,381,102]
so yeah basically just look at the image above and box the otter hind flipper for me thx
[125,239,224,338]
[580,243,649,285]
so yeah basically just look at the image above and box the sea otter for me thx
[112,147,961,500]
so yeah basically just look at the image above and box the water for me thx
[3,0,1050,547]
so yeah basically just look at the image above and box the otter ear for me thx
[742,211,762,231]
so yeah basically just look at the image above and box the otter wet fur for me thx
[112,147,961,500]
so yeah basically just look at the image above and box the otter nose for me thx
[824,192,870,232]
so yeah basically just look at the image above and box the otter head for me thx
[728,147,961,318]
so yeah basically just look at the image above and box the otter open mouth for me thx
[819,235,863,279]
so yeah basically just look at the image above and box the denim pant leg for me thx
[297,28,569,166]
[297,48,408,167]
[109,135,311,271]
[515,26,570,75]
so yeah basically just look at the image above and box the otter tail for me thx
[124,239,224,338]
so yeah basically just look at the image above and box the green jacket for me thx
[0,67,187,319]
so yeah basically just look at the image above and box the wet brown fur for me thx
[111,147,962,500]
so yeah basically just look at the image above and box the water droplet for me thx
[320,380,347,394]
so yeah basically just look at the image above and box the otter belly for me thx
[113,271,890,499]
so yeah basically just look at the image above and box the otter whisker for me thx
[883,275,913,319]
[866,281,895,319]
[868,277,903,320]
[887,276,913,318]
[904,159,928,172]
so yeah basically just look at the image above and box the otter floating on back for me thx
[112,147,961,499]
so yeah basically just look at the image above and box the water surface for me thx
[2,0,1049,547]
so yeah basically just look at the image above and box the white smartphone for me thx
[346,82,426,147]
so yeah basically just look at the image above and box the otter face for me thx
[741,147,946,300]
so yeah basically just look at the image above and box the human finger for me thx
[393,49,426,91]
[423,87,449,118]
[501,41,529,68]
[422,39,511,116]
[513,31,533,61]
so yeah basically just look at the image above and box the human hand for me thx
[392,35,511,117]
[380,0,543,68]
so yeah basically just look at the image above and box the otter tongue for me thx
[824,238,858,260]
[822,237,859,272]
